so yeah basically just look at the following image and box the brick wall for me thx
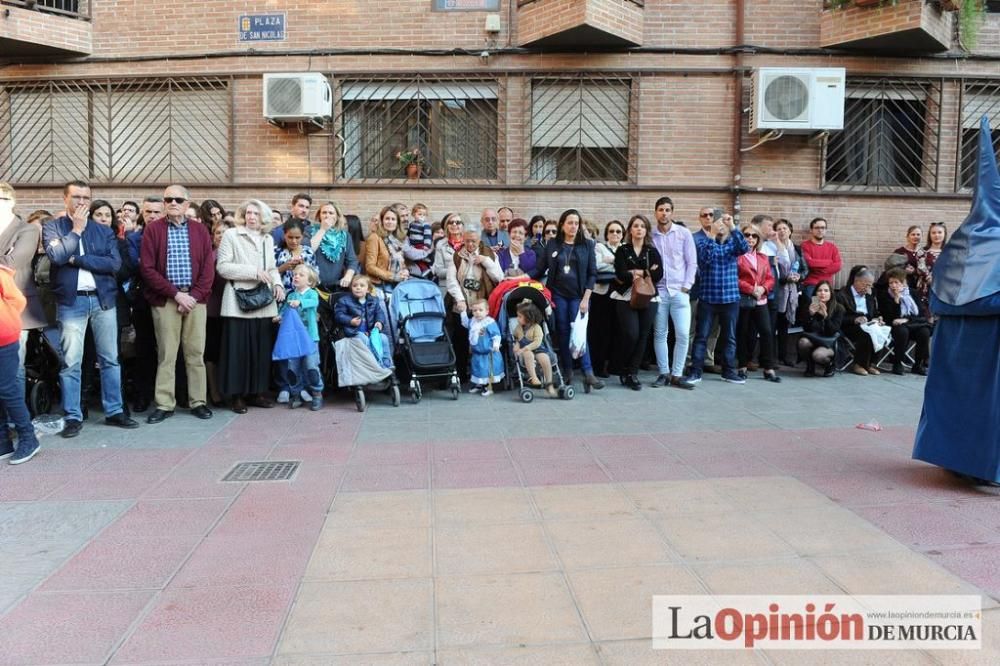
[4,0,1000,287]
[819,0,952,50]
[1,4,92,55]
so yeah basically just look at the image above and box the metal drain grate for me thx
[222,461,300,482]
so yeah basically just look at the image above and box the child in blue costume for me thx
[334,274,393,369]
[461,299,503,396]
[277,264,324,410]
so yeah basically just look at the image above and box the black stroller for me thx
[389,279,461,403]
[498,285,574,403]
[24,328,61,417]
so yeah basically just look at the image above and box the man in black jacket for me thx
[835,267,882,376]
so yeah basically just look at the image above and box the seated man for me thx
[876,268,931,376]
[834,267,882,376]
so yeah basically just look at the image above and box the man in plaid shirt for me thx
[685,211,749,385]
[139,185,215,423]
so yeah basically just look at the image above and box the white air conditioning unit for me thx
[263,73,332,122]
[749,67,845,134]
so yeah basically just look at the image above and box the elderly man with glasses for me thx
[139,185,216,424]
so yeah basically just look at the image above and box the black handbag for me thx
[232,241,275,312]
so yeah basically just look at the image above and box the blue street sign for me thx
[238,14,286,42]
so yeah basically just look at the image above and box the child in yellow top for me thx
[511,300,556,397]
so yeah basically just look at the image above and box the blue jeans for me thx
[58,294,123,421]
[0,340,37,450]
[552,293,592,375]
[287,349,324,395]
[653,290,692,378]
[690,301,738,374]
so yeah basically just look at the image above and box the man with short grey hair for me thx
[480,208,509,250]
[835,267,881,376]
[139,184,215,423]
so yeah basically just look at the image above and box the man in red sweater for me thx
[800,217,842,299]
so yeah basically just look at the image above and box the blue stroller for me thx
[389,278,461,403]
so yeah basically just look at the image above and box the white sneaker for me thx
[468,385,483,394]
[481,388,493,397]
[276,390,290,404]
[300,390,312,402]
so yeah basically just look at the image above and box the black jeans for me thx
[614,300,658,375]
[737,304,776,370]
[890,323,931,364]
[844,327,874,368]
[447,311,470,382]
[587,291,618,375]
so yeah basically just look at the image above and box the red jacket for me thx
[737,251,775,300]
[139,217,215,306]
[0,266,25,347]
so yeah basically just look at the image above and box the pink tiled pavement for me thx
[170,531,319,589]
[350,442,430,465]
[0,471,74,501]
[0,590,153,664]
[927,546,1000,600]
[516,456,611,486]
[855,502,1000,550]
[39,535,200,591]
[341,462,430,491]
[112,584,297,663]
[599,454,700,483]
[580,434,669,459]
[432,439,510,463]
[99,498,232,539]
[433,458,522,489]
[47,470,170,501]
[507,436,593,460]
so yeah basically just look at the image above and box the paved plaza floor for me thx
[1,369,998,664]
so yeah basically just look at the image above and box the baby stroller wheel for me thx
[29,381,53,417]
[391,385,401,407]
[559,385,575,400]
[450,385,460,400]
[354,389,366,412]
[519,388,534,404]
[411,380,422,404]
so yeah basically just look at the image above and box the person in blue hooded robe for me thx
[913,117,1000,484]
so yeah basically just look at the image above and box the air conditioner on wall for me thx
[749,67,846,134]
[263,73,332,122]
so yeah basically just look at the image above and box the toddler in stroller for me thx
[332,275,400,411]
[512,300,557,398]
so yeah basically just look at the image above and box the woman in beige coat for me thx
[216,199,284,414]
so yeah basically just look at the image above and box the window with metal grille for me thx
[823,78,941,192]
[0,77,231,185]
[958,82,1000,190]
[336,78,500,182]
[529,77,632,183]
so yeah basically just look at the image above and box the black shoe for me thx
[146,409,174,424]
[231,397,248,414]
[892,362,905,376]
[105,412,140,429]
[652,374,670,388]
[670,376,696,390]
[190,405,213,420]
[912,364,928,376]
[60,419,83,438]
[625,374,642,391]
[133,398,150,413]
[823,363,836,378]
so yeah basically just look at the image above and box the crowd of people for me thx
[0,180,947,464]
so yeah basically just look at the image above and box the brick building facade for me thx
[2,0,1000,281]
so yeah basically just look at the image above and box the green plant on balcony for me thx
[953,0,987,50]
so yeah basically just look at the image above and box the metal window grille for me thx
[0,77,231,186]
[528,75,635,183]
[958,81,1000,190]
[823,77,942,192]
[334,76,502,182]
[1,0,89,19]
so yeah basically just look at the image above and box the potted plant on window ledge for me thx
[397,148,424,180]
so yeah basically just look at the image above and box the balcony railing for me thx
[1,0,90,21]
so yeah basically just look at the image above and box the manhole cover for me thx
[222,461,300,482]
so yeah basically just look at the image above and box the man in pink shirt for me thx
[650,196,698,390]
[800,217,842,298]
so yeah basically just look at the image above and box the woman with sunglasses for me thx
[736,224,780,382]
[588,220,625,379]
[533,219,559,256]
[433,212,466,292]
[531,209,604,391]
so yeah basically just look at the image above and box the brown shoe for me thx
[867,366,881,376]
[851,365,869,376]
[231,397,248,414]
[246,394,274,408]
[747,362,760,371]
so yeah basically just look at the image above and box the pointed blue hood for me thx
[932,116,1000,307]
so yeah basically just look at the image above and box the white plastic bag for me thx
[569,310,589,359]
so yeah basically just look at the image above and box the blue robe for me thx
[913,118,1000,481]
[464,315,504,385]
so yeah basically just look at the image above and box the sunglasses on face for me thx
[747,234,760,239]
[448,220,463,225]
[699,213,713,218]
[545,230,557,235]
[607,229,623,234]
[164,197,186,204]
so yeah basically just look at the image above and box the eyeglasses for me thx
[747,234,760,239]
[448,219,463,225]
[0,197,11,201]
[607,229,623,234]
[699,213,713,218]
[164,197,186,204]
[545,229,558,236]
